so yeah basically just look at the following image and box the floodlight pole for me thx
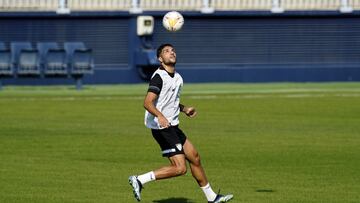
[130,0,143,14]
[271,0,284,13]
[340,0,353,13]
[57,0,70,14]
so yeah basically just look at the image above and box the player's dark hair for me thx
[157,43,174,58]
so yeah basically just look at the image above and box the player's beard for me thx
[165,61,176,66]
[163,57,176,66]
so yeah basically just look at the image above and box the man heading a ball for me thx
[128,44,233,203]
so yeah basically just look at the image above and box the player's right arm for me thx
[144,92,170,128]
[144,73,170,128]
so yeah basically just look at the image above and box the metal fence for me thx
[212,0,272,10]
[139,0,202,11]
[351,0,360,9]
[281,0,340,10]
[68,0,131,10]
[0,0,58,11]
[0,0,358,12]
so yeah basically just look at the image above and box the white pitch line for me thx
[1,93,360,102]
[184,88,360,95]
[188,93,360,100]
[0,96,144,102]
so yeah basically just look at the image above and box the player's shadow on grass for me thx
[153,197,195,203]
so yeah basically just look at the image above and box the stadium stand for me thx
[0,41,94,89]
[0,0,359,86]
[0,0,358,12]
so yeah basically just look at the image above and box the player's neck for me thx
[162,64,175,73]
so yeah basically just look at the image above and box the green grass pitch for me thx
[0,83,359,203]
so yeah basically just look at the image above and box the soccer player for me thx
[129,44,233,203]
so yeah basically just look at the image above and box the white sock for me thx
[201,183,217,201]
[137,171,156,185]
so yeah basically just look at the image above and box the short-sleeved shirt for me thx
[144,67,183,129]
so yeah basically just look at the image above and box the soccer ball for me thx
[162,11,184,32]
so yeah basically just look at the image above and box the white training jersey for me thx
[144,67,183,129]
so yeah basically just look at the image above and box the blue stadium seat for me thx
[18,49,41,75]
[64,42,94,90]
[37,42,68,76]
[64,42,94,75]
[0,42,13,76]
[11,42,40,76]
[72,49,94,75]
[37,42,59,62]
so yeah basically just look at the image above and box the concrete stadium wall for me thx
[1,11,360,85]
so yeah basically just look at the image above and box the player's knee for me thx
[175,165,187,176]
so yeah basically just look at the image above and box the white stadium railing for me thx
[351,0,360,10]
[0,0,58,11]
[139,0,202,11]
[0,0,358,13]
[68,0,132,10]
[281,0,340,10]
[211,0,272,10]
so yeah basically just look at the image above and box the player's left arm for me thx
[179,104,197,118]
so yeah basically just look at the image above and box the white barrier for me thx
[0,0,57,10]
[0,0,358,12]
[139,0,202,11]
[282,0,340,10]
[211,0,272,10]
[350,0,360,10]
[68,0,132,10]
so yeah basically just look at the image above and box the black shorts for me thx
[151,125,187,157]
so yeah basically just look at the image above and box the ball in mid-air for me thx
[162,11,184,32]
